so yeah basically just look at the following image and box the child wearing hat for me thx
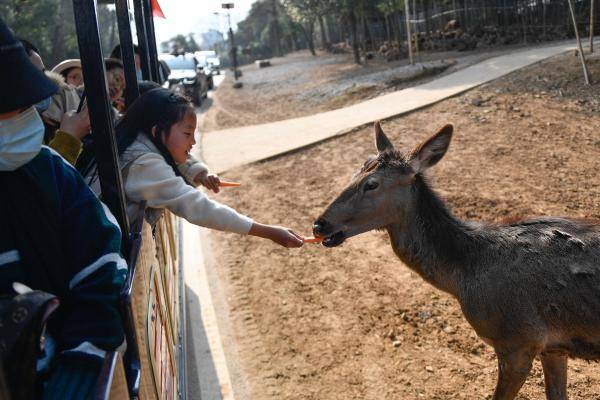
[52,59,84,88]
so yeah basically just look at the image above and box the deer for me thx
[312,122,600,400]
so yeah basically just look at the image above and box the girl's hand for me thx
[249,223,304,248]
[198,173,221,193]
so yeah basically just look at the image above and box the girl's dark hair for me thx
[104,58,124,72]
[77,88,194,184]
[110,43,140,60]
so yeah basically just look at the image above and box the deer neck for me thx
[386,176,480,298]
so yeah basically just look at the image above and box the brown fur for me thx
[314,122,600,400]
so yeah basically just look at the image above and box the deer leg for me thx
[492,347,536,400]
[540,353,568,400]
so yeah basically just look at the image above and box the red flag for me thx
[151,0,165,18]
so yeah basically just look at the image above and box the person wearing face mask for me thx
[0,18,127,399]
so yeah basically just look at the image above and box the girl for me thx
[79,88,303,248]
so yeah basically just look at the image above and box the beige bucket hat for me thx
[51,59,82,75]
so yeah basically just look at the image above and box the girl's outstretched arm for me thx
[248,222,304,248]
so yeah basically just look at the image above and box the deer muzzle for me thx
[312,218,347,247]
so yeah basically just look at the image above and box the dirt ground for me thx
[207,50,600,399]
[200,44,559,132]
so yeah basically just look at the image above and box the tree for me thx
[0,0,123,67]
[161,33,201,54]
[201,29,226,54]
[284,0,322,55]
[0,0,82,67]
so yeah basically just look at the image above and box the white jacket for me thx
[87,133,253,234]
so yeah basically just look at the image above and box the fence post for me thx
[591,0,596,52]
[567,0,591,84]
[404,0,413,64]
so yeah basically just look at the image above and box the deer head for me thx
[313,122,453,247]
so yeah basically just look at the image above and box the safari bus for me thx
[1,0,187,398]
[3,0,600,399]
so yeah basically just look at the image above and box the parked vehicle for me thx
[159,53,209,105]
[193,54,215,90]
[206,57,221,75]
[195,51,220,75]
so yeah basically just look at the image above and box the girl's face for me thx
[162,111,197,164]
[66,67,84,87]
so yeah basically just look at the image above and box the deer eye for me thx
[364,180,379,192]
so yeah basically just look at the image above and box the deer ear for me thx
[409,124,453,173]
[374,121,394,153]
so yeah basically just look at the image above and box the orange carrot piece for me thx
[219,180,241,187]
[303,236,324,244]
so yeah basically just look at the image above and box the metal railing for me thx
[72,0,166,397]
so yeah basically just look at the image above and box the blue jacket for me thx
[0,146,126,362]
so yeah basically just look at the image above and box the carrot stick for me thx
[303,236,324,244]
[219,180,241,187]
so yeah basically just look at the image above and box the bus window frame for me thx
[133,0,152,81]
[71,0,130,244]
[115,0,140,109]
[72,0,161,397]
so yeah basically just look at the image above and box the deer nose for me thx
[313,218,330,236]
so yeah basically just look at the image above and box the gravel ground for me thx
[200,43,556,132]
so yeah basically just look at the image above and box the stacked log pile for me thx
[335,19,571,62]
[419,20,570,53]
[330,42,352,54]
[378,41,407,61]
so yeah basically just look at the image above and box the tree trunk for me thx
[423,0,430,34]
[363,14,373,51]
[521,0,527,44]
[453,0,457,20]
[323,15,332,44]
[591,0,596,52]
[384,14,391,42]
[318,15,328,49]
[567,0,591,84]
[50,0,68,66]
[290,26,299,51]
[405,0,414,64]
[302,20,316,56]
[413,0,420,59]
[542,0,547,38]
[349,10,360,64]
[270,0,282,57]
[391,14,400,42]
[339,15,346,44]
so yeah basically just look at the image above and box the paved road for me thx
[202,40,580,173]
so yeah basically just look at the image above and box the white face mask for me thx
[0,107,44,171]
